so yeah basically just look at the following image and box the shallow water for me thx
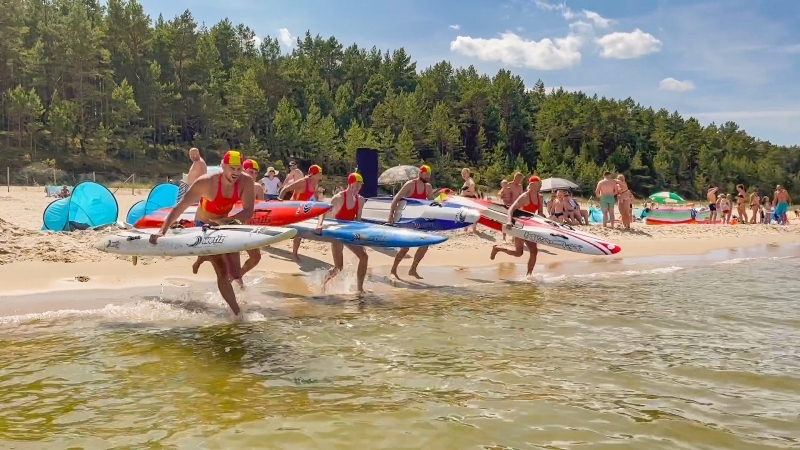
[2,249,800,449]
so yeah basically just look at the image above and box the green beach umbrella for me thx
[649,191,685,204]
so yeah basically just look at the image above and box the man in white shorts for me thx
[262,166,282,200]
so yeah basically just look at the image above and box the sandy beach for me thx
[1,185,799,300]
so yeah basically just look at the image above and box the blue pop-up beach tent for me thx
[126,182,179,225]
[41,181,119,231]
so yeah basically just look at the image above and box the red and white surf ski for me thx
[444,196,621,256]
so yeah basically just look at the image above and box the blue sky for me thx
[135,0,800,146]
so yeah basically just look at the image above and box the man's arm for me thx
[279,178,304,199]
[230,176,255,222]
[507,194,527,225]
[356,196,365,221]
[157,177,208,235]
[388,181,413,224]
[318,194,342,229]
[426,183,436,200]
[595,182,602,197]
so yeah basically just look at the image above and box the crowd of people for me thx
[156,147,793,319]
[707,185,793,225]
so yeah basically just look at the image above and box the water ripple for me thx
[0,257,799,448]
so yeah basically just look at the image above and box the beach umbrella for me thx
[540,177,579,192]
[378,165,419,185]
[649,191,685,204]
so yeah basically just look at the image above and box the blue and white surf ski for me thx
[289,219,447,248]
[360,197,479,231]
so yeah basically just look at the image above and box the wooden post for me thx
[132,173,135,195]
[6,167,9,192]
[53,167,56,185]
[92,171,96,182]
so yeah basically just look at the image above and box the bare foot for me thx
[229,311,244,323]
[490,246,500,260]
[408,269,423,279]
[389,272,400,283]
[192,259,202,274]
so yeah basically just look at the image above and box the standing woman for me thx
[616,174,633,230]
[736,184,748,223]
[460,168,478,234]
[748,187,760,224]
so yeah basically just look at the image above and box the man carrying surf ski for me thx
[193,158,265,279]
[149,150,255,318]
[280,164,322,261]
[387,164,435,281]
[315,172,369,294]
[490,176,543,277]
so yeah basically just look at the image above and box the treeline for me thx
[1,0,799,196]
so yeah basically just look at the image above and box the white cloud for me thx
[583,10,611,28]
[535,1,576,20]
[450,32,583,70]
[449,24,460,30]
[252,35,262,47]
[658,78,695,92]
[688,110,800,120]
[568,20,594,36]
[536,2,612,27]
[595,29,662,59]
[278,28,294,47]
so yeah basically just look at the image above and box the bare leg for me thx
[390,248,410,280]
[323,242,345,290]
[240,248,262,277]
[209,255,241,316]
[491,238,525,259]
[347,245,369,294]
[291,237,302,261]
[192,256,207,274]
[408,246,428,279]
[226,253,244,288]
[524,242,539,276]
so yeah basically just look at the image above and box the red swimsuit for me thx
[200,176,240,216]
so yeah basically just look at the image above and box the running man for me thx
[179,147,207,202]
[490,176,543,276]
[192,158,265,278]
[595,171,618,227]
[241,159,265,276]
[773,185,791,224]
[315,173,369,294]
[388,164,435,280]
[244,159,265,201]
[280,164,322,260]
[149,151,255,317]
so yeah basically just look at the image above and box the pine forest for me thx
[1,0,799,197]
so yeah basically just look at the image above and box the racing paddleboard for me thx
[96,224,297,257]
[445,196,621,255]
[132,200,331,229]
[360,197,479,231]
[289,219,447,248]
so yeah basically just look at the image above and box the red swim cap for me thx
[222,151,242,166]
[308,165,322,175]
[347,173,363,184]
[529,175,541,183]
[419,164,432,174]
[242,159,259,171]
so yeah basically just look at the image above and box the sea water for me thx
[1,246,799,449]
